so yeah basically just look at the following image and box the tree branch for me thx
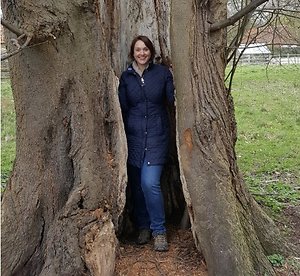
[210,0,268,32]
[256,8,300,13]
[257,10,300,20]
[1,18,24,37]
[1,35,32,61]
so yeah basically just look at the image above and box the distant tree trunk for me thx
[1,0,290,276]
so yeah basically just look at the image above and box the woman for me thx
[118,35,175,251]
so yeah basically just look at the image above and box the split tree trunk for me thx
[1,0,290,275]
[171,0,289,275]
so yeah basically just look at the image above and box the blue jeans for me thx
[128,160,166,236]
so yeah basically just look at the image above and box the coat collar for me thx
[132,61,145,77]
[127,61,154,75]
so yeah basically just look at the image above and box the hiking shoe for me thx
[154,234,168,252]
[137,229,151,245]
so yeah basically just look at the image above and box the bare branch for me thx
[256,8,300,13]
[11,34,26,49]
[210,0,268,32]
[257,10,300,19]
[1,18,24,37]
[225,10,277,89]
[226,13,252,62]
[226,23,245,64]
[1,35,32,61]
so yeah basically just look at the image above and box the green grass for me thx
[230,64,300,212]
[1,80,16,188]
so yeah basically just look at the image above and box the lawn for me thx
[1,80,15,189]
[230,64,300,212]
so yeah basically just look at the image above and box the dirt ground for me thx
[115,227,207,276]
[114,206,300,276]
[275,205,300,276]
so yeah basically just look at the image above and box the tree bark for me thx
[1,0,290,275]
[119,0,171,70]
[171,0,289,275]
[1,1,126,275]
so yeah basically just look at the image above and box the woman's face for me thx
[133,40,151,68]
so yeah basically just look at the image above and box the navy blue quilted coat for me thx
[118,63,175,168]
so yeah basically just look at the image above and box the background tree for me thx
[226,0,300,85]
[1,0,293,275]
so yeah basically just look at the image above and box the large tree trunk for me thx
[1,0,290,275]
[1,1,126,275]
[171,0,289,275]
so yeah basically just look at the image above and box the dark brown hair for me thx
[129,35,156,61]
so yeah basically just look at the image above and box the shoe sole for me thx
[154,247,169,252]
